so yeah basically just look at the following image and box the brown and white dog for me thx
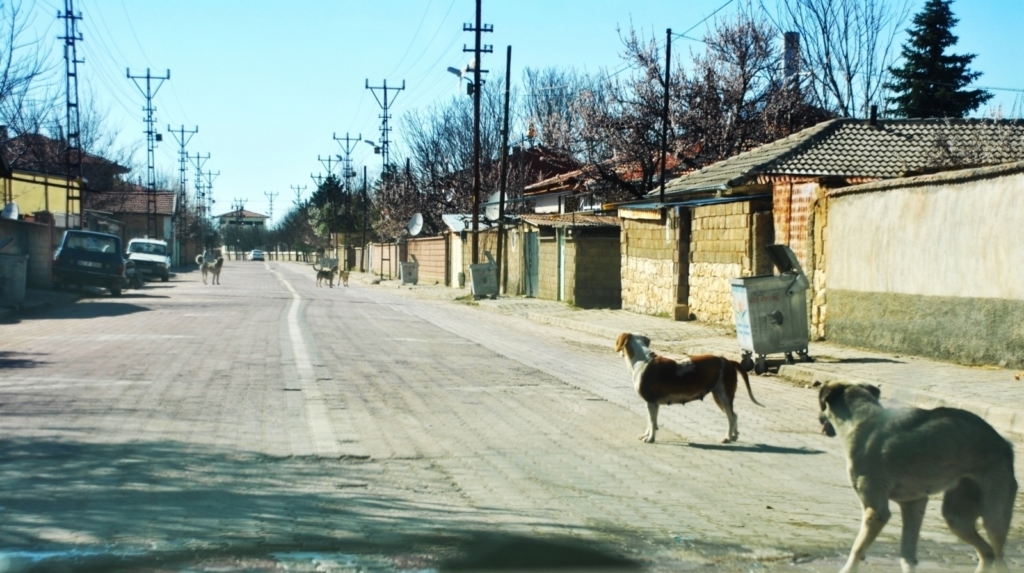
[338,268,350,287]
[615,332,761,444]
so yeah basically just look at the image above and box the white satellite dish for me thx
[483,191,501,222]
[1,202,19,220]
[407,213,424,236]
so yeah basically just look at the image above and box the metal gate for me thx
[524,231,539,298]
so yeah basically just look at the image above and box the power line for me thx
[365,79,406,172]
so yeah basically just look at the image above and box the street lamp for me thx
[446,58,488,266]
[363,140,380,154]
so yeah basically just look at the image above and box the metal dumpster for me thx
[730,244,812,374]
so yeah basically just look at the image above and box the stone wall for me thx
[688,202,757,325]
[503,227,523,296]
[538,233,559,301]
[620,214,680,317]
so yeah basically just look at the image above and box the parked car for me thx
[126,238,171,281]
[248,249,264,261]
[52,230,127,296]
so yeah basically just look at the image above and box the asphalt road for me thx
[0,260,1021,572]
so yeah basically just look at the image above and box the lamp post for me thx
[447,58,487,265]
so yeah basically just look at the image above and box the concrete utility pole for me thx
[169,125,198,264]
[364,80,405,177]
[334,132,361,213]
[127,67,170,238]
[463,0,492,264]
[59,0,83,228]
[263,191,278,225]
[291,184,307,207]
[361,166,367,272]
[188,152,210,250]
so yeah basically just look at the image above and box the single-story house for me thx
[516,213,621,308]
[624,117,1024,331]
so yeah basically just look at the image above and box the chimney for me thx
[870,105,878,126]
[783,32,800,89]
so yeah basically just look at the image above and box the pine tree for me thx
[886,0,992,118]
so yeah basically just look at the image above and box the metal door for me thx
[524,231,539,298]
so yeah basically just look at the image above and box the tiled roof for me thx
[84,189,176,216]
[1,132,129,177]
[216,209,267,219]
[657,118,1024,198]
[520,213,620,228]
[828,160,1024,198]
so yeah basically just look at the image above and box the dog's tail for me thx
[733,361,763,406]
[195,254,204,265]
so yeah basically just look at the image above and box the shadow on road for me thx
[0,437,640,572]
[684,442,825,455]
[37,301,152,320]
[0,351,49,369]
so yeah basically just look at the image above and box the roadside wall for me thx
[369,242,401,279]
[689,201,771,325]
[825,164,1024,367]
[405,236,446,284]
[620,213,679,317]
[0,217,52,287]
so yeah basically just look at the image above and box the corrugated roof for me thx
[656,118,1024,198]
[441,214,494,232]
[520,213,621,228]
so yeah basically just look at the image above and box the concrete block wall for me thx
[621,216,679,317]
[504,228,523,295]
[538,235,559,301]
[458,229,498,282]
[574,236,621,308]
[688,202,754,324]
[406,236,446,284]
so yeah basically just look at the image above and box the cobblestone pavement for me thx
[0,263,1021,572]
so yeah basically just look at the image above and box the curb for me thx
[780,363,1024,438]
[523,310,1024,439]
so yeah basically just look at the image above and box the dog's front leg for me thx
[898,498,928,573]
[841,502,891,573]
[639,402,658,443]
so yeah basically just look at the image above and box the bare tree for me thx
[0,1,58,135]
[776,0,911,117]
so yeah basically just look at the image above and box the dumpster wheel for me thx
[798,348,814,363]
[753,355,769,375]
[740,352,754,372]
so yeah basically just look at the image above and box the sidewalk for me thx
[0,287,81,321]
[357,272,1024,440]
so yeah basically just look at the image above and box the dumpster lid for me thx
[765,244,805,276]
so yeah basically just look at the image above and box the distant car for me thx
[126,238,171,282]
[52,230,127,296]
[248,249,264,261]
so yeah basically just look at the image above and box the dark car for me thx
[52,230,127,296]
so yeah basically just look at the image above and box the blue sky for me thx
[22,0,1024,223]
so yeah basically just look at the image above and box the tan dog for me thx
[195,254,223,285]
[615,332,760,444]
[338,268,350,287]
[819,382,1016,573]
[316,266,337,288]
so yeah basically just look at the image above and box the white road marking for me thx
[270,267,341,457]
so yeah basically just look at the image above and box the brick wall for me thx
[689,202,756,324]
[370,242,401,278]
[620,214,681,317]
[406,236,446,284]
[0,217,52,287]
[772,181,818,275]
[574,233,621,308]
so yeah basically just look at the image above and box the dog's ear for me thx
[614,333,629,353]
[818,383,845,412]
[639,335,651,348]
[864,384,881,401]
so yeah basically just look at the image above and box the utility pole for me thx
[335,132,362,259]
[127,67,170,238]
[291,184,307,207]
[364,80,405,177]
[263,190,278,224]
[188,152,210,251]
[59,0,83,229]
[168,125,197,264]
[464,0,493,265]
[232,197,246,260]
[203,169,220,249]
[361,166,367,272]
[497,45,511,295]
[659,28,671,204]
